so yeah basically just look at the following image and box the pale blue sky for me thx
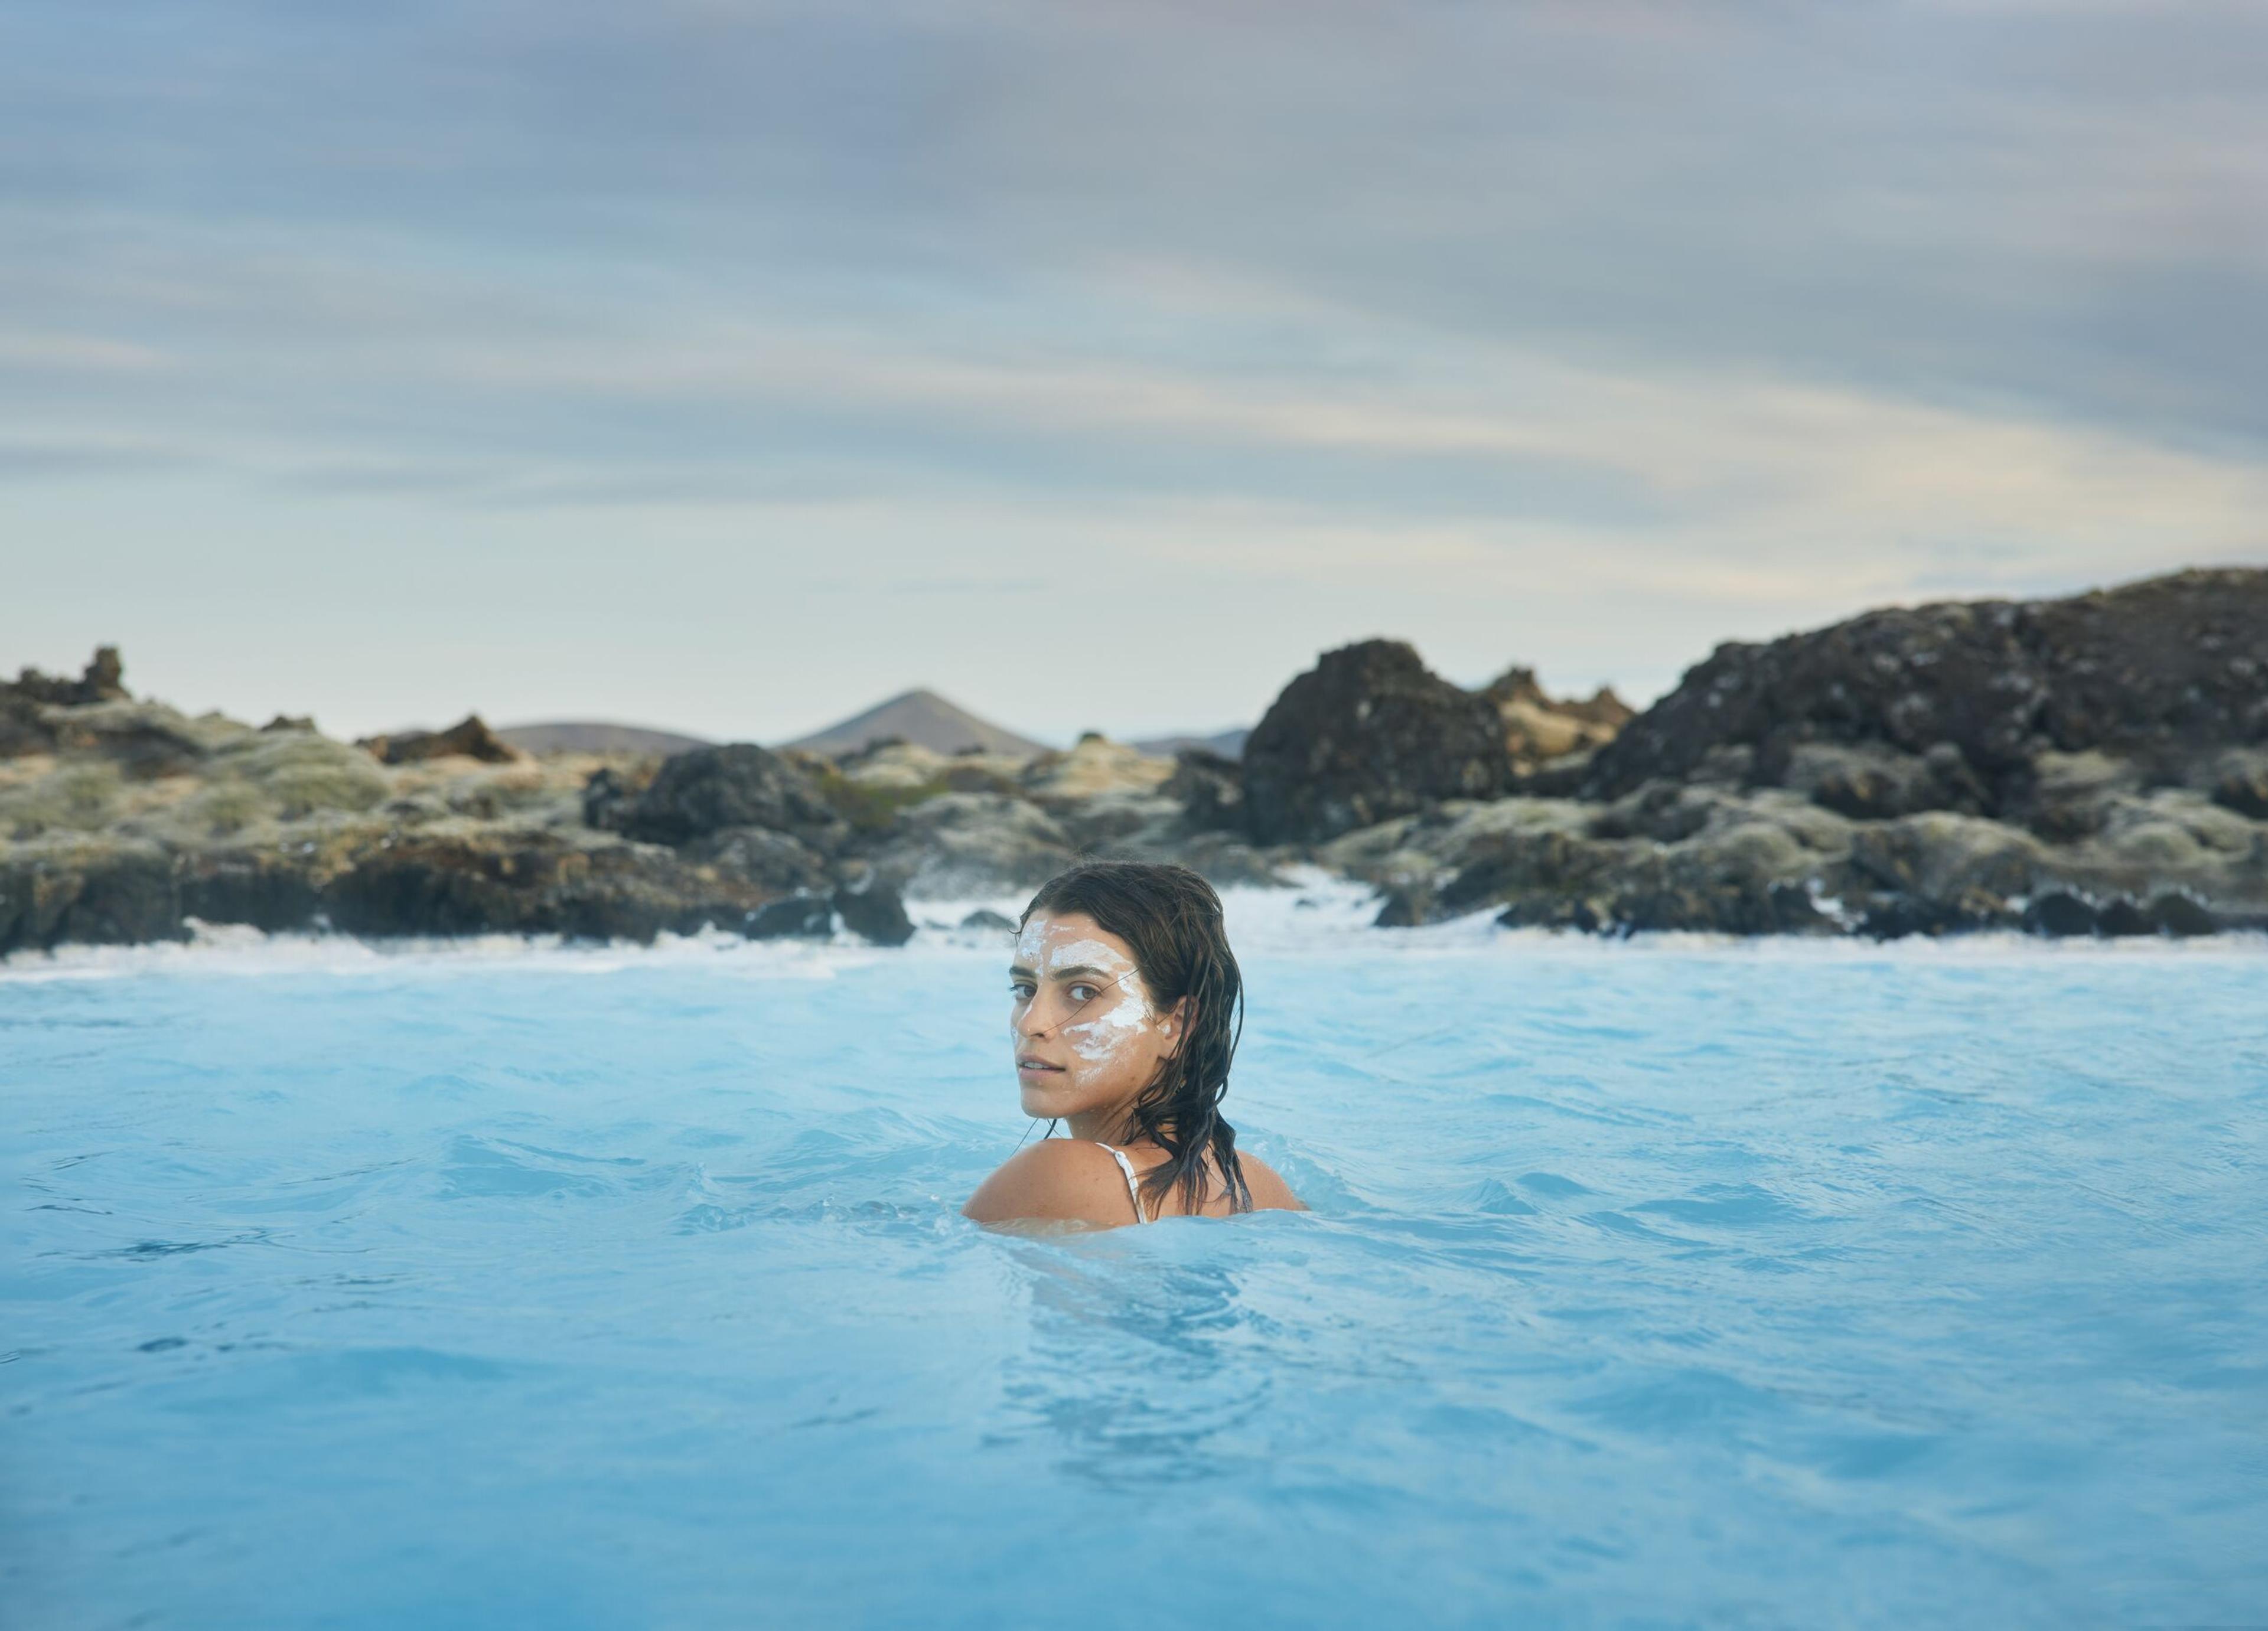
[4,0,2264,743]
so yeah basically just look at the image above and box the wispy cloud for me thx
[1,0,2263,736]
[0,438,188,477]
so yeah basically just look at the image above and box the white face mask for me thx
[1012,919,1158,1068]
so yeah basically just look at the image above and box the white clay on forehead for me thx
[1014,922,1135,976]
[1047,937,1132,974]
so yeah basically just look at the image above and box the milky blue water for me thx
[5,907,2266,1630]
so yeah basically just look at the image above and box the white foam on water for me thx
[0,921,869,983]
[5,866,2262,981]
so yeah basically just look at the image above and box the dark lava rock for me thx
[1857,896,1956,940]
[359,714,523,766]
[833,877,915,947]
[1809,743,1989,821]
[1165,748,1244,832]
[1439,827,1618,917]
[1373,885,1433,928]
[56,853,180,946]
[1496,896,1605,934]
[179,852,323,934]
[0,844,323,951]
[747,895,834,939]
[1489,850,1829,934]
[2096,897,2155,937]
[960,908,1015,931]
[1609,880,1825,936]
[620,744,841,849]
[1585,569,2268,814]
[1844,819,2038,903]
[686,826,830,894]
[0,857,76,951]
[1589,783,1715,843]
[0,844,185,952]
[2148,892,2220,937]
[8,647,129,709]
[1858,888,2014,940]
[323,834,770,942]
[1243,640,1514,843]
[2215,759,2268,820]
[2022,890,2100,937]
[1764,880,1837,934]
[582,766,637,833]
[2,648,131,758]
[12,828,892,952]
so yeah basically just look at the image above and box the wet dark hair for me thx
[1022,861,1252,1216]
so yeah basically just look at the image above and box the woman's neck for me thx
[1064,1104,1136,1144]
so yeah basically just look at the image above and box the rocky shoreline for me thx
[4,567,2266,954]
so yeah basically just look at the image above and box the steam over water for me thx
[6,895,2265,1628]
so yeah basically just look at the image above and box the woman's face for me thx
[1009,912,1181,1127]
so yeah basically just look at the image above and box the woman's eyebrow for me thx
[1006,961,1126,983]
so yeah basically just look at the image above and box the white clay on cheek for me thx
[1064,984,1151,1065]
[1046,931,1144,1063]
[1015,920,1151,1065]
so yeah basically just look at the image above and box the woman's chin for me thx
[1018,1080,1070,1120]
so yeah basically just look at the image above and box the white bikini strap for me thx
[1093,1142,1148,1224]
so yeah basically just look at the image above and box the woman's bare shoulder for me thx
[962,1140,1140,1229]
[1236,1152,1307,1213]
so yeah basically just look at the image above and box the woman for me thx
[963,860,1305,1229]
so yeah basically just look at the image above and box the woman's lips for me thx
[1016,1056,1064,1075]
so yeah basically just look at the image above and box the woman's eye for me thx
[1067,984,1099,1003]
[1009,982,1035,1002]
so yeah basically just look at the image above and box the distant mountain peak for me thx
[783,689,1050,758]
